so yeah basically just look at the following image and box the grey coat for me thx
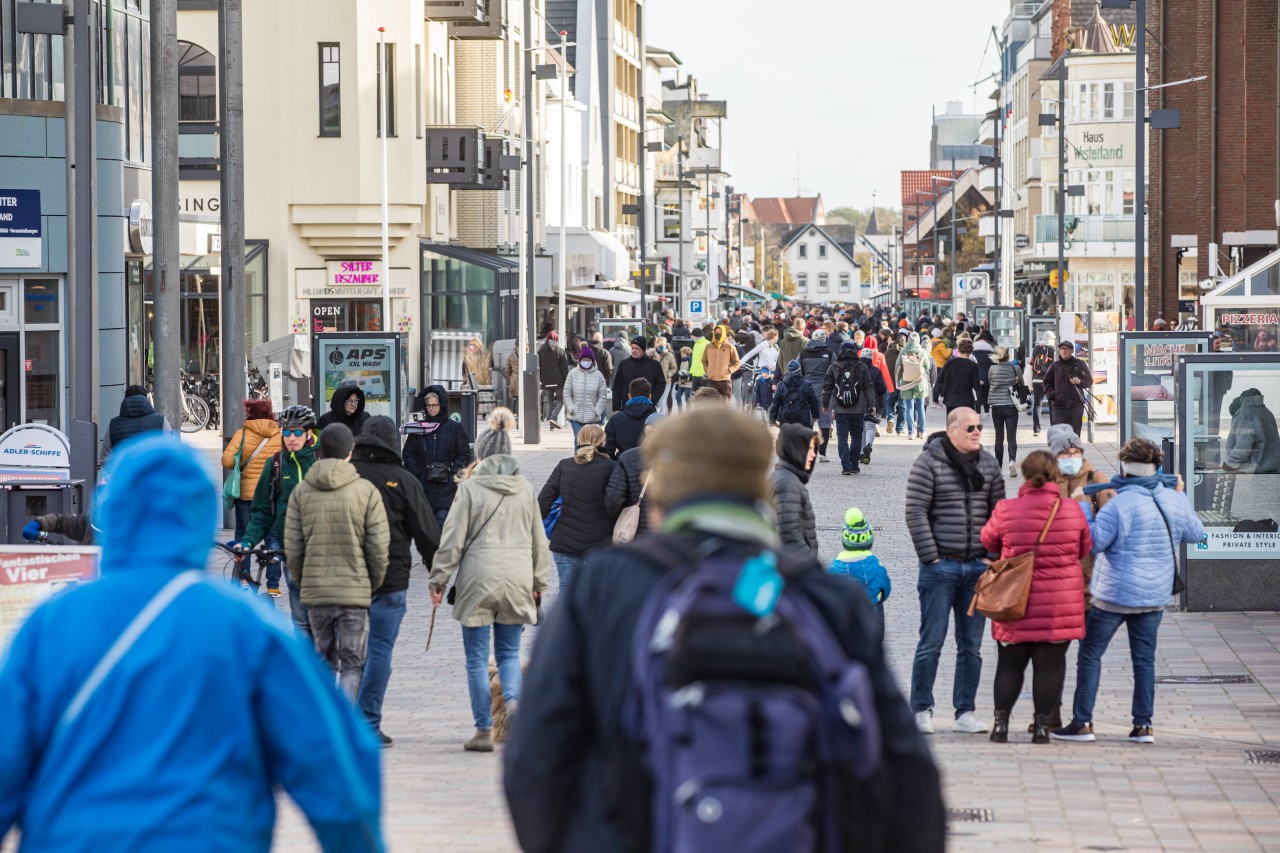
[904,434,1006,564]
[1224,393,1280,473]
[562,365,609,424]
[770,461,819,562]
[986,361,1020,409]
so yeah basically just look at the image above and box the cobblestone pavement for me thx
[189,410,1280,852]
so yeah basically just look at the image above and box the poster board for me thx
[0,545,100,646]
[311,333,406,424]
[1117,331,1212,444]
[1088,311,1120,425]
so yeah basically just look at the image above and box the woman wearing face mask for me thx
[562,345,609,442]
[650,336,678,412]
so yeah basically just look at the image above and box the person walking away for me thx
[828,507,891,647]
[0,436,384,852]
[769,359,821,427]
[937,337,981,414]
[1054,439,1205,744]
[905,407,1005,734]
[884,331,905,433]
[701,324,741,400]
[317,383,371,435]
[604,378,658,459]
[986,345,1022,478]
[611,336,666,412]
[972,331,996,414]
[929,328,952,369]
[503,344,523,414]
[604,413,663,540]
[822,341,883,475]
[1042,341,1093,436]
[858,346,887,466]
[351,416,441,746]
[895,332,935,440]
[99,384,170,464]
[404,386,474,528]
[673,346,694,411]
[980,451,1091,744]
[1026,331,1057,435]
[770,424,820,562]
[651,336,678,412]
[222,399,283,593]
[538,424,616,589]
[285,424,390,702]
[800,329,835,461]
[777,316,807,367]
[608,334,631,383]
[562,344,609,441]
[503,405,946,853]
[241,405,319,636]
[537,332,570,430]
[429,409,550,753]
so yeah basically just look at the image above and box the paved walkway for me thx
[193,408,1280,852]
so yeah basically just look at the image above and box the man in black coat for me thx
[609,336,666,411]
[538,333,570,429]
[589,332,612,383]
[100,385,169,463]
[799,332,835,461]
[604,378,657,459]
[351,416,440,746]
[1041,340,1093,436]
[936,340,982,414]
[503,405,945,853]
[603,412,662,537]
[403,385,474,528]
[821,342,884,475]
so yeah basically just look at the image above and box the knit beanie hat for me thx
[1046,423,1084,456]
[631,335,649,352]
[364,415,400,452]
[787,359,801,373]
[840,341,859,354]
[842,507,874,551]
[578,344,595,363]
[643,405,773,509]
[859,347,874,359]
[318,423,354,460]
[474,407,515,460]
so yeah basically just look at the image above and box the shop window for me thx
[23,280,58,324]
[245,242,269,355]
[24,329,60,426]
[177,41,216,121]
[319,43,341,137]
[430,293,492,333]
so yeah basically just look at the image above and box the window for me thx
[818,273,829,293]
[1101,82,1115,120]
[1122,81,1135,120]
[818,244,828,259]
[662,203,680,239]
[798,244,807,259]
[319,43,341,136]
[796,273,808,291]
[839,273,851,292]
[176,42,215,121]
[376,42,396,137]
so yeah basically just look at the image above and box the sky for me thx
[645,0,1012,211]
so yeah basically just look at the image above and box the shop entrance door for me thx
[0,333,20,430]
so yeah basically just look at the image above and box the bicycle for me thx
[213,542,287,594]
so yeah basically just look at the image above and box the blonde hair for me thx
[765,329,778,341]
[574,424,606,463]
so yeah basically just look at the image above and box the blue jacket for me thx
[1088,481,1205,608]
[828,551,891,604]
[0,436,383,853]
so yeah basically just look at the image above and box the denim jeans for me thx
[434,507,450,530]
[553,551,582,591]
[282,560,310,639]
[674,386,690,411]
[1031,382,1045,431]
[909,558,987,716]
[1070,606,1164,727]
[991,404,1019,466]
[462,623,524,731]
[570,420,585,442]
[900,397,926,436]
[309,605,370,703]
[834,413,865,473]
[357,590,408,730]
[884,391,900,428]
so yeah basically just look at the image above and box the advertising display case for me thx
[1118,331,1212,444]
[987,307,1024,356]
[1176,352,1280,611]
[312,332,409,426]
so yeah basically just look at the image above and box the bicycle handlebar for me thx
[213,542,286,560]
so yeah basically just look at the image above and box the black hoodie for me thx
[351,434,441,592]
[603,397,656,459]
[317,383,371,435]
[402,384,474,513]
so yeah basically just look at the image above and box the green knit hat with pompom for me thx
[841,507,874,552]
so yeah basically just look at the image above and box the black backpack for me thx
[834,363,862,408]
[779,379,811,423]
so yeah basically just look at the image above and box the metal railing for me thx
[1034,214,1135,244]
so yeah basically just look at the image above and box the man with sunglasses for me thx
[904,407,1005,736]
[241,406,319,637]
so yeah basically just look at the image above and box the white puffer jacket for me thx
[563,365,608,424]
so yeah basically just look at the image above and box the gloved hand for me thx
[22,520,43,542]
[231,541,250,553]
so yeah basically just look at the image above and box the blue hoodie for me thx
[0,435,383,852]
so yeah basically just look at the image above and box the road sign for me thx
[688,299,705,315]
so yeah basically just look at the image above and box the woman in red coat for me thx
[980,450,1092,744]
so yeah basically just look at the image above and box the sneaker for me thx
[1008,463,1017,478]
[860,454,871,465]
[1052,721,1096,742]
[267,586,282,598]
[376,729,393,747]
[1032,428,1040,436]
[239,579,252,591]
[842,469,853,476]
[818,454,830,463]
[953,711,989,733]
[463,729,494,752]
[917,432,925,440]
[850,466,861,475]
[915,710,935,734]
[1129,725,1155,744]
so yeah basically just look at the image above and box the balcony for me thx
[179,122,218,179]
[1035,214,1136,256]
[425,0,485,22]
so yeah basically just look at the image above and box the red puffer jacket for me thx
[980,481,1092,644]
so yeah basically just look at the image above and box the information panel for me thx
[0,545,100,646]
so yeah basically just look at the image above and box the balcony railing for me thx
[1035,214,1135,244]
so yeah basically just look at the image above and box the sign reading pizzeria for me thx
[1220,313,1280,325]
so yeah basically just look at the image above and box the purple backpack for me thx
[624,546,886,853]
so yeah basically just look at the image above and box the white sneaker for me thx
[915,710,935,734]
[1008,462,1018,478]
[953,711,989,733]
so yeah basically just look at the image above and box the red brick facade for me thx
[1149,0,1279,322]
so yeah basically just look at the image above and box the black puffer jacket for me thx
[403,385,474,513]
[937,357,981,410]
[770,425,818,562]
[604,398,656,459]
[317,383,371,435]
[351,435,441,592]
[770,372,821,427]
[610,355,666,411]
[105,394,167,457]
[904,432,1005,564]
[538,453,617,555]
[603,447,651,536]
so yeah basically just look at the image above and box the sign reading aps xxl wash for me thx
[313,332,405,424]
[0,190,42,269]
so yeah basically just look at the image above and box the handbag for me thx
[224,434,271,510]
[446,495,507,605]
[612,470,652,544]
[968,498,1061,621]
[1151,495,1185,595]
[543,496,563,538]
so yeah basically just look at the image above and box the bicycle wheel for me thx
[181,395,210,433]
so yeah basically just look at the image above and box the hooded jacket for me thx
[777,327,806,368]
[929,336,952,369]
[351,434,441,593]
[563,361,609,424]
[102,394,168,462]
[403,385,474,513]
[1224,390,1280,473]
[821,350,882,415]
[284,458,390,608]
[936,354,981,410]
[798,335,834,391]
[538,340,569,388]
[981,481,1092,643]
[701,327,740,382]
[769,425,819,561]
[864,338,895,394]
[610,349,666,410]
[894,341,934,401]
[604,397,656,459]
[428,455,551,627]
[538,451,617,555]
[317,384,371,435]
[1042,354,1093,410]
[972,339,995,383]
[770,371,821,427]
[905,433,1005,564]
[222,418,283,502]
[0,436,383,852]
[243,441,317,546]
[603,447,652,537]
[1088,480,1205,609]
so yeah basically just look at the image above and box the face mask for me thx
[579,359,592,370]
[657,346,667,354]
[1059,457,1084,476]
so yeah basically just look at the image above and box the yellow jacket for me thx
[701,341,740,381]
[690,338,710,377]
[930,338,952,369]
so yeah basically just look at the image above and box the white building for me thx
[781,223,862,304]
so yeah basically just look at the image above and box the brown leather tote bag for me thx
[968,498,1060,621]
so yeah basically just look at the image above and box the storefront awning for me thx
[420,241,520,272]
[546,227,633,284]
[720,283,771,301]
[564,287,641,306]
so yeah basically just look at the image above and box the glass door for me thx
[0,333,19,431]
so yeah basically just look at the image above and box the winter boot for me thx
[1032,714,1051,744]
[990,710,1010,744]
[463,729,494,752]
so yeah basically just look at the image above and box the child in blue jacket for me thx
[828,506,891,646]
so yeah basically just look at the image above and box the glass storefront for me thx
[0,278,66,430]
[311,300,383,333]
[420,242,518,387]
[1118,331,1211,444]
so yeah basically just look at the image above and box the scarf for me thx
[417,421,441,434]
[1084,472,1178,496]
[939,435,986,492]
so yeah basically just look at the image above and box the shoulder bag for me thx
[968,498,1061,621]
[1150,494,1186,595]
[223,434,271,510]
[612,470,652,544]
[446,494,507,605]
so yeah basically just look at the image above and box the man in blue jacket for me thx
[0,435,384,852]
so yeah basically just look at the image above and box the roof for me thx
[646,45,682,67]
[865,208,881,236]
[749,196,823,226]
[780,223,861,267]
[901,170,960,210]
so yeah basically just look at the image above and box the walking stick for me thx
[425,604,437,653]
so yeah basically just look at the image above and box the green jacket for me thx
[284,458,390,608]
[242,443,316,546]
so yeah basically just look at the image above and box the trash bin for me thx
[446,389,478,442]
[0,480,85,544]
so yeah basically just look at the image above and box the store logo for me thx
[330,346,389,367]
[328,348,346,367]
[15,248,29,257]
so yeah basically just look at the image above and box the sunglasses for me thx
[282,428,308,438]
[963,424,982,434]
